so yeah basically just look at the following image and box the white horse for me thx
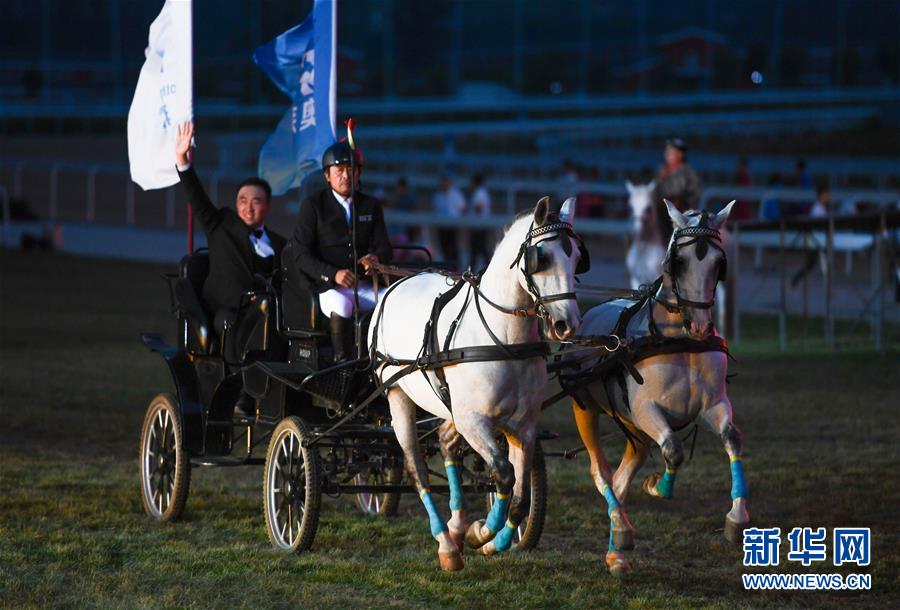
[369,197,583,571]
[624,180,665,290]
[569,201,749,577]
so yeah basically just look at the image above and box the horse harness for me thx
[369,214,590,411]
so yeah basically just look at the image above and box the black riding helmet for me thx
[322,140,363,170]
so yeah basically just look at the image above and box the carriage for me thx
[140,195,747,575]
[139,243,549,552]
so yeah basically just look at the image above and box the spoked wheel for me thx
[263,416,321,553]
[354,461,402,516]
[484,441,547,551]
[139,393,190,521]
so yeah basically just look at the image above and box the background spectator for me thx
[468,173,492,270]
[433,174,466,267]
[652,137,701,245]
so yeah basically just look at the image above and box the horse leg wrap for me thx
[655,468,676,498]
[601,484,620,517]
[444,459,464,511]
[602,484,634,550]
[492,520,518,552]
[419,488,448,538]
[484,493,509,533]
[729,456,748,499]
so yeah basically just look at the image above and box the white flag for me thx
[127,0,193,190]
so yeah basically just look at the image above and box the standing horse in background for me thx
[624,181,665,290]
[567,200,749,577]
[369,197,584,571]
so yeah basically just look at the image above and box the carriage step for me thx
[192,457,265,467]
[206,418,256,427]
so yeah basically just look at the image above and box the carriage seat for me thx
[173,250,274,360]
[175,250,217,354]
[280,241,327,334]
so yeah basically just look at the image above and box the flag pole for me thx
[186,0,195,253]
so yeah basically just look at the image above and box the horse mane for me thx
[503,209,535,234]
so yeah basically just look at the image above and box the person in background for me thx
[652,137,701,245]
[790,157,813,188]
[467,173,492,270]
[760,173,784,221]
[432,174,466,267]
[392,176,418,243]
[791,184,830,287]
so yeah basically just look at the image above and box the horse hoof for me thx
[465,519,490,549]
[439,550,464,572]
[605,552,632,578]
[612,527,635,551]
[478,541,498,556]
[448,528,466,552]
[642,473,665,498]
[724,516,747,545]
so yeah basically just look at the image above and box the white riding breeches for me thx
[318,286,378,318]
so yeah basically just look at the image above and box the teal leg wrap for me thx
[445,461,464,511]
[656,470,676,498]
[493,521,517,552]
[608,528,617,553]
[601,485,620,517]
[730,458,748,499]
[485,495,509,533]
[420,490,448,537]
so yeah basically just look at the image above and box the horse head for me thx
[510,196,584,341]
[625,180,656,237]
[663,200,734,339]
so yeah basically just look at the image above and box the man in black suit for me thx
[293,141,392,360]
[175,122,287,415]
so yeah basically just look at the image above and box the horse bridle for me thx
[504,219,588,321]
[659,213,727,320]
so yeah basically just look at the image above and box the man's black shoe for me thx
[234,392,256,420]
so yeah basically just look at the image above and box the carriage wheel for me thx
[139,393,191,521]
[484,442,547,551]
[354,462,402,516]
[263,416,322,553]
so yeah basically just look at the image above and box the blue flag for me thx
[254,0,336,195]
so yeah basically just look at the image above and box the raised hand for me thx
[175,121,194,167]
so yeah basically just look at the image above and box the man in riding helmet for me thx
[291,140,392,361]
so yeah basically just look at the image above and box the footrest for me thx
[251,360,317,390]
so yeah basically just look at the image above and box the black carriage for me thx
[139,244,548,552]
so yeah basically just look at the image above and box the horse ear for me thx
[533,196,550,225]
[648,179,656,190]
[664,199,688,229]
[625,180,635,194]
[560,197,576,224]
[712,200,736,229]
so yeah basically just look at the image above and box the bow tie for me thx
[251,229,264,239]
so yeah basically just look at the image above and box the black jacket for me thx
[292,188,392,293]
[177,166,286,312]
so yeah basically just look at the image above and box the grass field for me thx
[1,250,898,609]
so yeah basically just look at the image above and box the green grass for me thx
[1,250,898,609]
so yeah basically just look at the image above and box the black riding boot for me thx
[329,313,354,362]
